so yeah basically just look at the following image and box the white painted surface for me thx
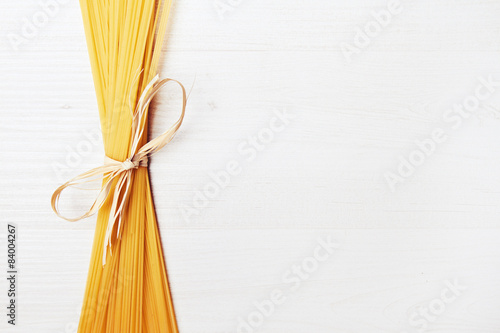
[1,0,500,332]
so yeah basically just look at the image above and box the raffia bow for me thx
[51,75,186,265]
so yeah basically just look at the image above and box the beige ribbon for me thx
[51,75,187,265]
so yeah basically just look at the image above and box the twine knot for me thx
[122,158,138,171]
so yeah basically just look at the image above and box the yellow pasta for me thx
[57,0,180,331]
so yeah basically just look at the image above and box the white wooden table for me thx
[1,1,500,332]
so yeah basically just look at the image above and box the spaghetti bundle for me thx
[51,0,182,331]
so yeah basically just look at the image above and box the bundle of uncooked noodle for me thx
[51,0,183,331]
